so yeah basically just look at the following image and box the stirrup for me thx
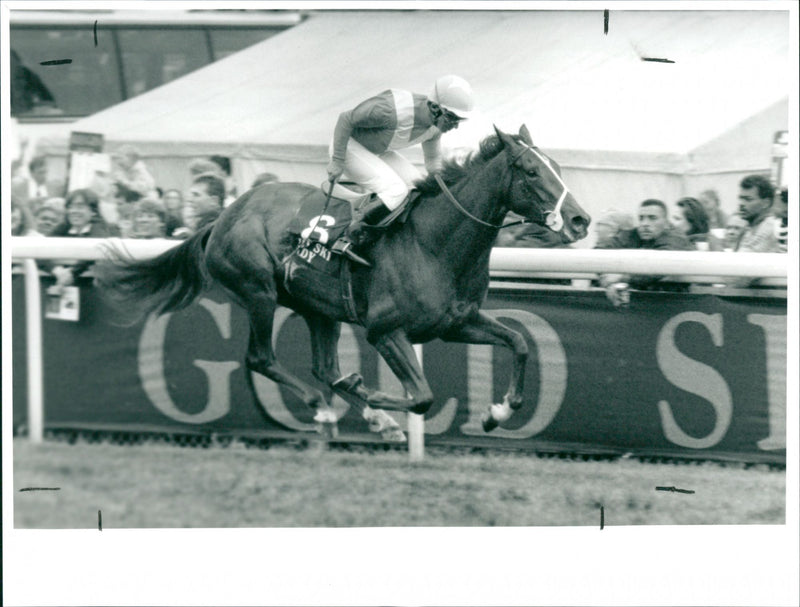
[330,239,371,267]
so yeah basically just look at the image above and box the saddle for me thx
[287,183,416,257]
[282,183,418,321]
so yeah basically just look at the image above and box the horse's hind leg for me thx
[208,249,329,415]
[305,315,405,442]
[243,297,329,412]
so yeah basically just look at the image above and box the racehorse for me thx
[94,125,590,441]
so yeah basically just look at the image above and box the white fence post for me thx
[23,259,44,443]
[408,343,425,462]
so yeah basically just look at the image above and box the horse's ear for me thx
[493,125,517,149]
[519,124,534,146]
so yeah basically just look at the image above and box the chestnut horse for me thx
[95,126,590,441]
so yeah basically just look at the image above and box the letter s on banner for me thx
[138,299,240,423]
[461,309,567,438]
[656,312,731,449]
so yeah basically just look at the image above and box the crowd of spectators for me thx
[11,152,788,300]
[10,148,285,293]
[493,175,789,303]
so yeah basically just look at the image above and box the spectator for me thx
[735,175,781,253]
[51,189,116,238]
[189,158,225,180]
[33,203,65,236]
[596,198,694,306]
[209,155,237,205]
[131,199,167,239]
[722,215,748,251]
[697,189,728,231]
[48,189,118,292]
[593,208,635,247]
[10,155,64,207]
[251,171,280,189]
[187,174,226,230]
[672,196,723,251]
[111,145,157,198]
[11,198,42,236]
[772,187,788,253]
[112,181,143,238]
[161,188,186,237]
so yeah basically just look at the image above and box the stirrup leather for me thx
[330,238,371,267]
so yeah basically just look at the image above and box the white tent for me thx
[45,9,791,240]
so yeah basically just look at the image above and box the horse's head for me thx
[495,125,590,243]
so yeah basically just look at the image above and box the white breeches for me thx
[335,139,423,210]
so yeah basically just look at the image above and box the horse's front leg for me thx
[441,312,528,432]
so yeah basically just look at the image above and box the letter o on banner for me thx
[250,307,354,430]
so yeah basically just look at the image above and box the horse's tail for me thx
[94,222,215,325]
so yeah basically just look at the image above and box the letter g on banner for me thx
[139,299,240,423]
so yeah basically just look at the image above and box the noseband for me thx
[509,143,570,232]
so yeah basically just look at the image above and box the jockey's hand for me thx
[52,265,75,287]
[605,282,630,309]
[326,161,344,183]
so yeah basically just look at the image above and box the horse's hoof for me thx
[315,421,339,439]
[381,428,407,443]
[482,414,499,433]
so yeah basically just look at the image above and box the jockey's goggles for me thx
[440,108,467,122]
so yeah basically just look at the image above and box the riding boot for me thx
[331,197,393,267]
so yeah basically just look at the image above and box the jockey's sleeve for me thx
[331,97,396,163]
[421,136,443,174]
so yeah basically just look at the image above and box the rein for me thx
[434,173,511,229]
[434,140,570,232]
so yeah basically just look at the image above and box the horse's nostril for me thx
[571,215,588,230]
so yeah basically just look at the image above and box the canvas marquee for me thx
[42,9,791,235]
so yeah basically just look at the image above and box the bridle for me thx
[508,142,569,232]
[435,141,570,232]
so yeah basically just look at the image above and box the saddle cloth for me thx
[284,193,359,320]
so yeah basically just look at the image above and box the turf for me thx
[12,438,785,528]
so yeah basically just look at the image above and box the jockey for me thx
[327,74,475,265]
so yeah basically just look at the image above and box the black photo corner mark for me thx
[94,20,98,46]
[641,57,676,64]
[600,505,605,530]
[604,9,609,35]
[19,487,61,492]
[98,510,103,531]
[656,486,695,494]
[39,59,72,66]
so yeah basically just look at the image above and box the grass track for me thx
[13,438,785,528]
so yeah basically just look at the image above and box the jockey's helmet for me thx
[430,75,474,119]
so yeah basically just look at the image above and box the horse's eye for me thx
[527,170,539,178]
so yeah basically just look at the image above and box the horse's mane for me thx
[414,134,509,195]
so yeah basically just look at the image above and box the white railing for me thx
[10,236,789,450]
[11,236,790,277]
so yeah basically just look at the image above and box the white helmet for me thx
[430,74,474,118]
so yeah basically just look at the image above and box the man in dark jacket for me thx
[595,198,693,306]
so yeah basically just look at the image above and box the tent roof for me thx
[63,9,790,169]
